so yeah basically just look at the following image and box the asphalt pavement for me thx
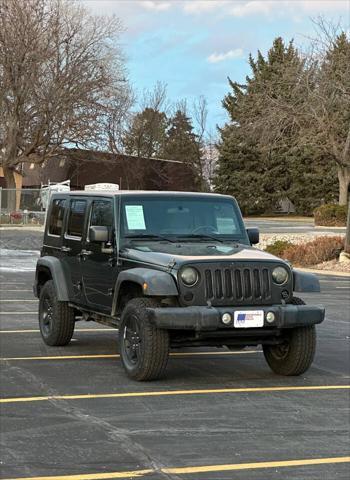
[0,264,349,479]
[0,229,44,251]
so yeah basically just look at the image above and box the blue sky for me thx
[84,0,350,133]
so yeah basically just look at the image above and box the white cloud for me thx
[182,0,349,17]
[139,1,172,12]
[183,1,229,14]
[297,1,350,13]
[229,0,350,17]
[207,48,244,63]
[230,1,272,17]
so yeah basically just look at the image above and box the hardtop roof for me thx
[51,190,233,199]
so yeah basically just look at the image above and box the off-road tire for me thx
[119,298,169,381]
[263,296,316,376]
[39,280,75,346]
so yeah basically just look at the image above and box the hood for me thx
[121,242,285,269]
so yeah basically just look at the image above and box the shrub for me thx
[283,236,344,267]
[0,213,11,224]
[10,211,23,220]
[265,240,294,257]
[9,211,23,224]
[314,204,347,226]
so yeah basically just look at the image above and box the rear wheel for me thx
[263,297,316,376]
[39,280,75,346]
[119,298,169,381]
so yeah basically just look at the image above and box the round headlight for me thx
[180,267,199,287]
[272,266,289,285]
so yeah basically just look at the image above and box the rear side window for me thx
[67,200,87,237]
[49,199,66,236]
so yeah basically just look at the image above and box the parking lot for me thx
[1,252,350,479]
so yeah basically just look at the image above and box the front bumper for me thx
[147,304,325,331]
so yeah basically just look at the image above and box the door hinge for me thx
[167,258,176,272]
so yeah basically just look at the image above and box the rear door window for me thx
[49,199,66,236]
[67,199,87,238]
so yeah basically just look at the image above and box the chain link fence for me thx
[0,188,46,225]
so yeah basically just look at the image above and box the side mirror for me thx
[246,227,259,245]
[89,226,109,243]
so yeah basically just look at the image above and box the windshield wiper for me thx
[179,234,224,243]
[124,234,177,243]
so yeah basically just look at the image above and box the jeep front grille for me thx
[204,267,271,303]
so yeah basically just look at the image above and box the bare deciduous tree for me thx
[302,18,350,206]
[140,81,168,114]
[105,87,134,155]
[192,96,208,189]
[246,18,350,206]
[0,0,130,207]
[122,82,168,158]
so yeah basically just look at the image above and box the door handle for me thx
[80,249,92,257]
[108,257,116,267]
[61,246,71,252]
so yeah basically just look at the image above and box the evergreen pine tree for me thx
[215,37,338,214]
[214,125,268,214]
[123,108,167,158]
[163,110,205,190]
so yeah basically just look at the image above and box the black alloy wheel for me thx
[263,296,316,376]
[119,298,169,381]
[39,280,75,346]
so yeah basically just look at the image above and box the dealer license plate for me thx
[234,310,264,328]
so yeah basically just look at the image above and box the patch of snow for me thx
[0,249,40,272]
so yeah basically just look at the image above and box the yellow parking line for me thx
[0,350,259,361]
[0,289,32,292]
[0,312,37,315]
[0,470,151,480]
[0,328,117,333]
[0,299,38,302]
[0,330,39,333]
[1,385,349,404]
[163,456,350,475]
[1,354,120,361]
[1,456,349,480]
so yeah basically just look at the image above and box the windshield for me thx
[120,195,248,245]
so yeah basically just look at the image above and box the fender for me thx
[112,268,178,314]
[35,257,70,301]
[293,269,320,293]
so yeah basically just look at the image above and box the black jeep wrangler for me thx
[34,191,324,380]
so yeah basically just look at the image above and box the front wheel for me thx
[263,297,316,376]
[119,298,169,381]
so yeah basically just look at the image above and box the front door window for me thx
[89,199,114,243]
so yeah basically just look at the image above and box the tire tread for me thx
[263,296,316,376]
[39,280,75,346]
[120,298,169,381]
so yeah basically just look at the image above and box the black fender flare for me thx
[34,257,70,301]
[293,269,320,293]
[112,268,178,315]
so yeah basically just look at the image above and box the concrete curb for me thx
[296,267,350,278]
[314,226,346,230]
[244,216,313,223]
